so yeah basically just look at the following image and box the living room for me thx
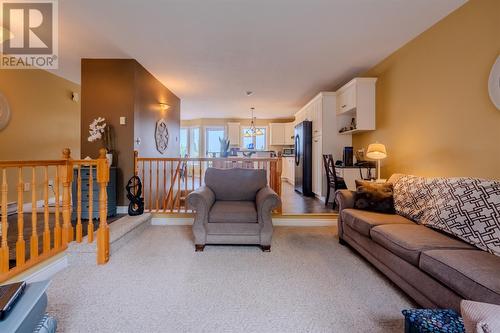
[0,0,499,332]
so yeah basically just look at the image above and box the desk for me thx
[335,166,375,191]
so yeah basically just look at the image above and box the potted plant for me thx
[219,137,230,158]
[88,117,115,166]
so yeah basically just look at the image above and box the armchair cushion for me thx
[205,168,267,201]
[209,201,257,223]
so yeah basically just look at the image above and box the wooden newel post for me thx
[61,148,74,247]
[97,148,110,265]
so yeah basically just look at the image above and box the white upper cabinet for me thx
[336,78,377,134]
[284,123,294,145]
[270,122,294,146]
[269,123,285,145]
[227,122,240,146]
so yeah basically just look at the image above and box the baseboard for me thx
[6,253,68,284]
[117,206,128,214]
[151,216,337,227]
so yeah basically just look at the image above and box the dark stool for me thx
[402,309,465,333]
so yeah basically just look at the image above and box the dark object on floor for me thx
[126,176,144,216]
[354,180,395,214]
[0,281,26,320]
[323,154,347,208]
[402,308,464,333]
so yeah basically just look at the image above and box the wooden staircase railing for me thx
[0,148,110,283]
[134,153,282,214]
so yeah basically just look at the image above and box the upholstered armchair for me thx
[186,167,281,252]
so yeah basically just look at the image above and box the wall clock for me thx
[488,55,500,110]
[0,93,11,131]
[155,119,169,154]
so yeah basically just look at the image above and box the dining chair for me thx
[322,154,347,208]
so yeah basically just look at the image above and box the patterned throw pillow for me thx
[393,175,500,257]
[354,180,395,214]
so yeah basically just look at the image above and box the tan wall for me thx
[181,118,294,155]
[353,0,500,180]
[0,69,80,201]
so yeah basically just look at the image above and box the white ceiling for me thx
[53,0,466,119]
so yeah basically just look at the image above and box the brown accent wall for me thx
[353,0,500,180]
[81,59,180,205]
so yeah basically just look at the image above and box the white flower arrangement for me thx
[87,117,106,142]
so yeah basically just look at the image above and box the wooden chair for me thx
[322,154,347,208]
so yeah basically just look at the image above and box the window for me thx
[180,127,200,157]
[205,127,225,156]
[180,128,188,157]
[241,127,267,150]
[189,128,200,158]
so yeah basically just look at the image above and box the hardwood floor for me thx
[280,181,336,214]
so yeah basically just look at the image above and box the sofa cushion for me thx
[209,201,257,223]
[341,208,414,237]
[420,250,500,304]
[205,168,267,201]
[354,180,395,214]
[371,224,474,266]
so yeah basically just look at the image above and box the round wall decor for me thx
[0,93,11,131]
[155,119,169,154]
[488,55,500,110]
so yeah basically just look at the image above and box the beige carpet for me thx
[47,226,414,332]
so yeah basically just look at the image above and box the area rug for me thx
[47,225,413,332]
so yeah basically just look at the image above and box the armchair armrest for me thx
[256,187,281,247]
[187,186,215,246]
[335,189,356,241]
[186,186,215,218]
[256,186,281,218]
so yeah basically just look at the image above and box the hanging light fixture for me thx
[244,107,263,137]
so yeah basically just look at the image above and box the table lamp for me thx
[366,142,387,182]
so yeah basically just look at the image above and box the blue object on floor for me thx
[402,309,465,333]
[33,313,57,333]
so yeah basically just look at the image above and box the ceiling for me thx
[53,0,466,119]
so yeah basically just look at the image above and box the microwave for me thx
[282,148,294,156]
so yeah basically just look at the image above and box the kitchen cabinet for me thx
[312,136,322,195]
[270,122,294,146]
[281,156,295,185]
[269,123,285,145]
[284,123,294,145]
[227,122,240,146]
[336,78,377,134]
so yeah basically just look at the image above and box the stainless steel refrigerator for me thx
[294,121,313,196]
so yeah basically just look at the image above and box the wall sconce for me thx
[159,103,170,112]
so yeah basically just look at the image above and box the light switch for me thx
[120,117,127,125]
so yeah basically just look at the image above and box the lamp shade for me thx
[366,143,387,160]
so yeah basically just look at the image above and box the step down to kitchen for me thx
[67,213,151,259]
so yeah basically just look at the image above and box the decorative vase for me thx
[106,153,113,166]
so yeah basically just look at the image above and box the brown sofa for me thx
[335,176,500,312]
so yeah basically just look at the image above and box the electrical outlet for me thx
[24,182,31,192]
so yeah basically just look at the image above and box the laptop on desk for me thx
[0,281,26,320]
